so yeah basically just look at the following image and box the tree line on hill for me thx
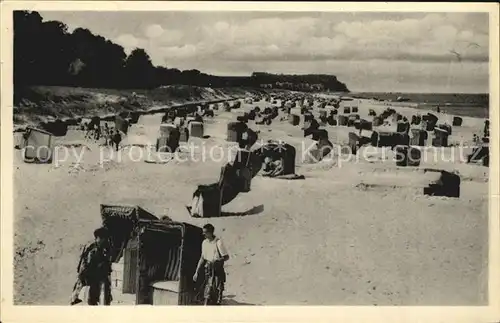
[14,11,349,92]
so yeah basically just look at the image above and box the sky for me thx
[39,11,490,93]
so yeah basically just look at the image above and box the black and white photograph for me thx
[1,1,499,319]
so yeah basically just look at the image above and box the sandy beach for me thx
[13,94,489,306]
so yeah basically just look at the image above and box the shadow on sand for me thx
[220,204,264,217]
[222,295,257,306]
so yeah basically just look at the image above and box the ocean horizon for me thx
[347,92,489,119]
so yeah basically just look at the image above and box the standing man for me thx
[193,224,230,305]
[71,227,113,306]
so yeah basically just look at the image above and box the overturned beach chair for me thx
[423,170,460,198]
[189,161,248,218]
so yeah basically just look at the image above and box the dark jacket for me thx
[77,242,112,283]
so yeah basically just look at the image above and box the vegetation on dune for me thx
[13,85,265,126]
[252,72,349,92]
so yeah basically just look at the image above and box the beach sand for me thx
[13,95,489,306]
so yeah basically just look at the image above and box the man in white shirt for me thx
[193,224,229,305]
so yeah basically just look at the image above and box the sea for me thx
[349,92,489,119]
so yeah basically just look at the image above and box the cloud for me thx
[115,12,488,66]
[203,13,488,64]
[144,24,183,45]
[114,34,140,52]
[105,12,488,92]
[214,21,230,33]
[157,30,183,46]
[159,44,198,59]
[145,24,164,39]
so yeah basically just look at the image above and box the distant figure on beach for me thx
[70,227,112,306]
[484,120,490,138]
[94,123,101,141]
[84,123,94,140]
[436,106,441,113]
[473,134,479,145]
[193,224,230,305]
[103,124,111,146]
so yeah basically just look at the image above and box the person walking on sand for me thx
[70,227,113,306]
[193,224,230,305]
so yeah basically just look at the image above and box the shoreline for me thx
[13,87,489,132]
[317,93,487,126]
